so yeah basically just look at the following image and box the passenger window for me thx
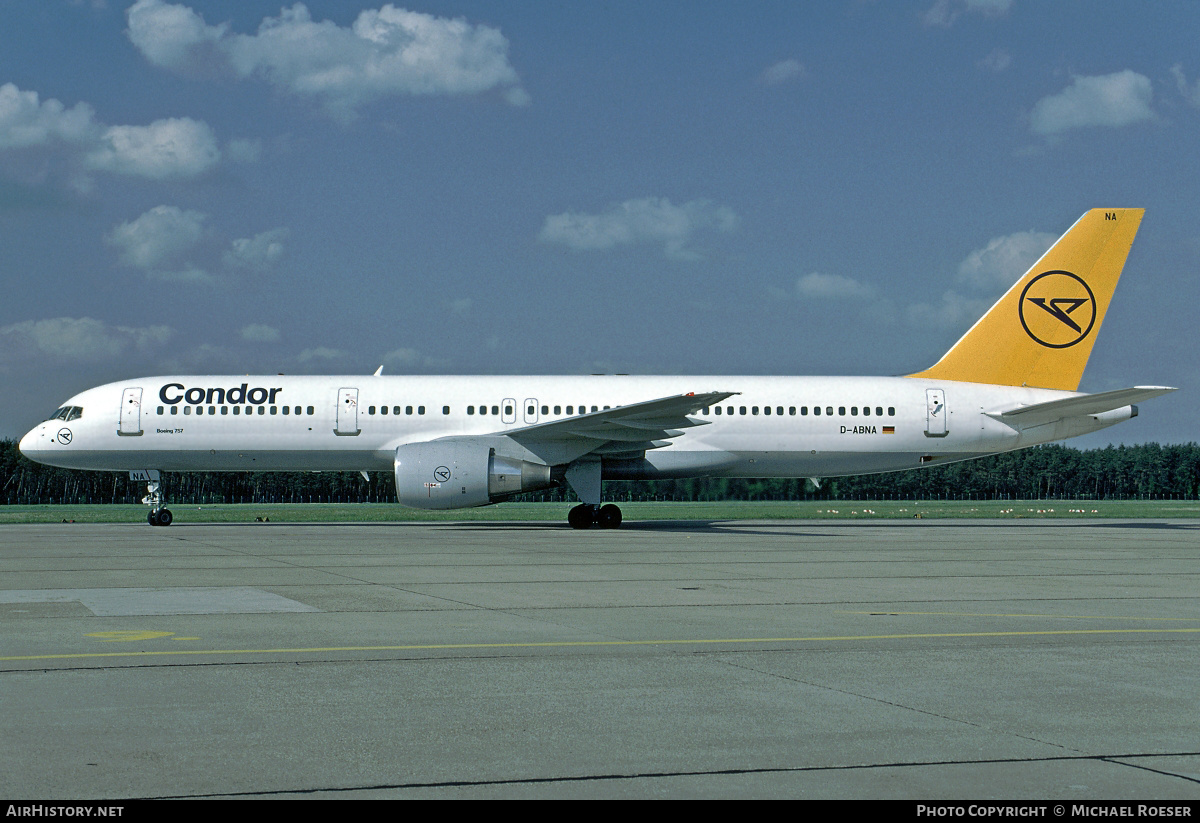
[281,406,287,415]
[369,406,376,415]
[406,406,414,415]
[468,406,475,415]
[232,406,239,415]
[554,406,561,415]
[752,406,759,415]
[591,406,598,412]
[888,407,895,416]
[876,407,883,416]
[851,407,858,416]
[777,406,784,416]
[492,406,500,415]
[381,406,388,415]
[443,406,450,415]
[270,406,278,415]
[763,406,770,415]
[258,406,265,415]
[839,407,846,416]
[566,406,573,415]
[157,406,164,415]
[790,407,797,415]
[862,407,870,416]
[184,407,191,416]
[827,407,834,416]
[171,406,178,415]
[740,406,747,415]
[541,405,548,415]
[307,406,314,415]
[393,407,401,415]
[418,406,426,415]
[715,407,722,415]
[814,407,820,416]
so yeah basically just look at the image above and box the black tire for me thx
[147,510,158,526]
[156,509,173,527]
[597,504,622,529]
[568,504,595,530]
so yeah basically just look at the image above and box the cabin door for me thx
[119,387,143,436]
[925,388,948,437]
[336,387,360,436]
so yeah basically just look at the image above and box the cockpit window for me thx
[46,406,83,422]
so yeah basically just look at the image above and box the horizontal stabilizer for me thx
[987,386,1176,428]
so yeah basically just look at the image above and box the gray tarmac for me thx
[2,517,1199,800]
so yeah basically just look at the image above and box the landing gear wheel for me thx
[597,504,622,529]
[568,504,595,530]
[148,508,173,527]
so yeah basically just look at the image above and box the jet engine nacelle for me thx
[394,438,553,509]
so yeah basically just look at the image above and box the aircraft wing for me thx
[502,390,738,465]
[986,386,1176,428]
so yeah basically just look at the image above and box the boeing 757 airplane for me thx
[19,209,1175,528]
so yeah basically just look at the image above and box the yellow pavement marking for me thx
[837,611,1200,622]
[4,628,1200,662]
[84,631,176,642]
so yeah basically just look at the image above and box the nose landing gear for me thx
[140,474,173,527]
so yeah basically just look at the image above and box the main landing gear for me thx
[142,476,173,527]
[563,458,622,529]
[568,503,623,530]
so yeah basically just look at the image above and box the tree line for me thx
[3,439,1199,505]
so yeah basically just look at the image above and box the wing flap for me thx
[505,390,737,465]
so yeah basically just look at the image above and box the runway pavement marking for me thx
[839,610,1200,621]
[4,627,1200,662]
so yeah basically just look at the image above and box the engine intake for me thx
[394,439,552,509]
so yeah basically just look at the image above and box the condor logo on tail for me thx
[1018,270,1096,349]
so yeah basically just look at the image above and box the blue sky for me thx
[1,0,1197,446]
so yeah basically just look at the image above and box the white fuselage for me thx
[17,374,1130,480]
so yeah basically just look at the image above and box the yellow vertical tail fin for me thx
[908,208,1144,391]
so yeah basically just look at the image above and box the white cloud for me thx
[977,48,1011,73]
[795,272,875,300]
[84,117,220,179]
[956,230,1056,290]
[923,0,1012,27]
[539,197,739,260]
[224,228,288,271]
[0,317,172,364]
[1170,64,1200,109]
[108,207,290,283]
[240,324,281,343]
[0,83,97,150]
[297,346,349,363]
[1030,70,1155,135]
[126,1,529,119]
[906,291,992,330]
[106,205,206,271]
[759,59,805,86]
[0,82,225,186]
[383,347,451,371]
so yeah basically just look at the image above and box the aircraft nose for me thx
[18,425,43,459]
